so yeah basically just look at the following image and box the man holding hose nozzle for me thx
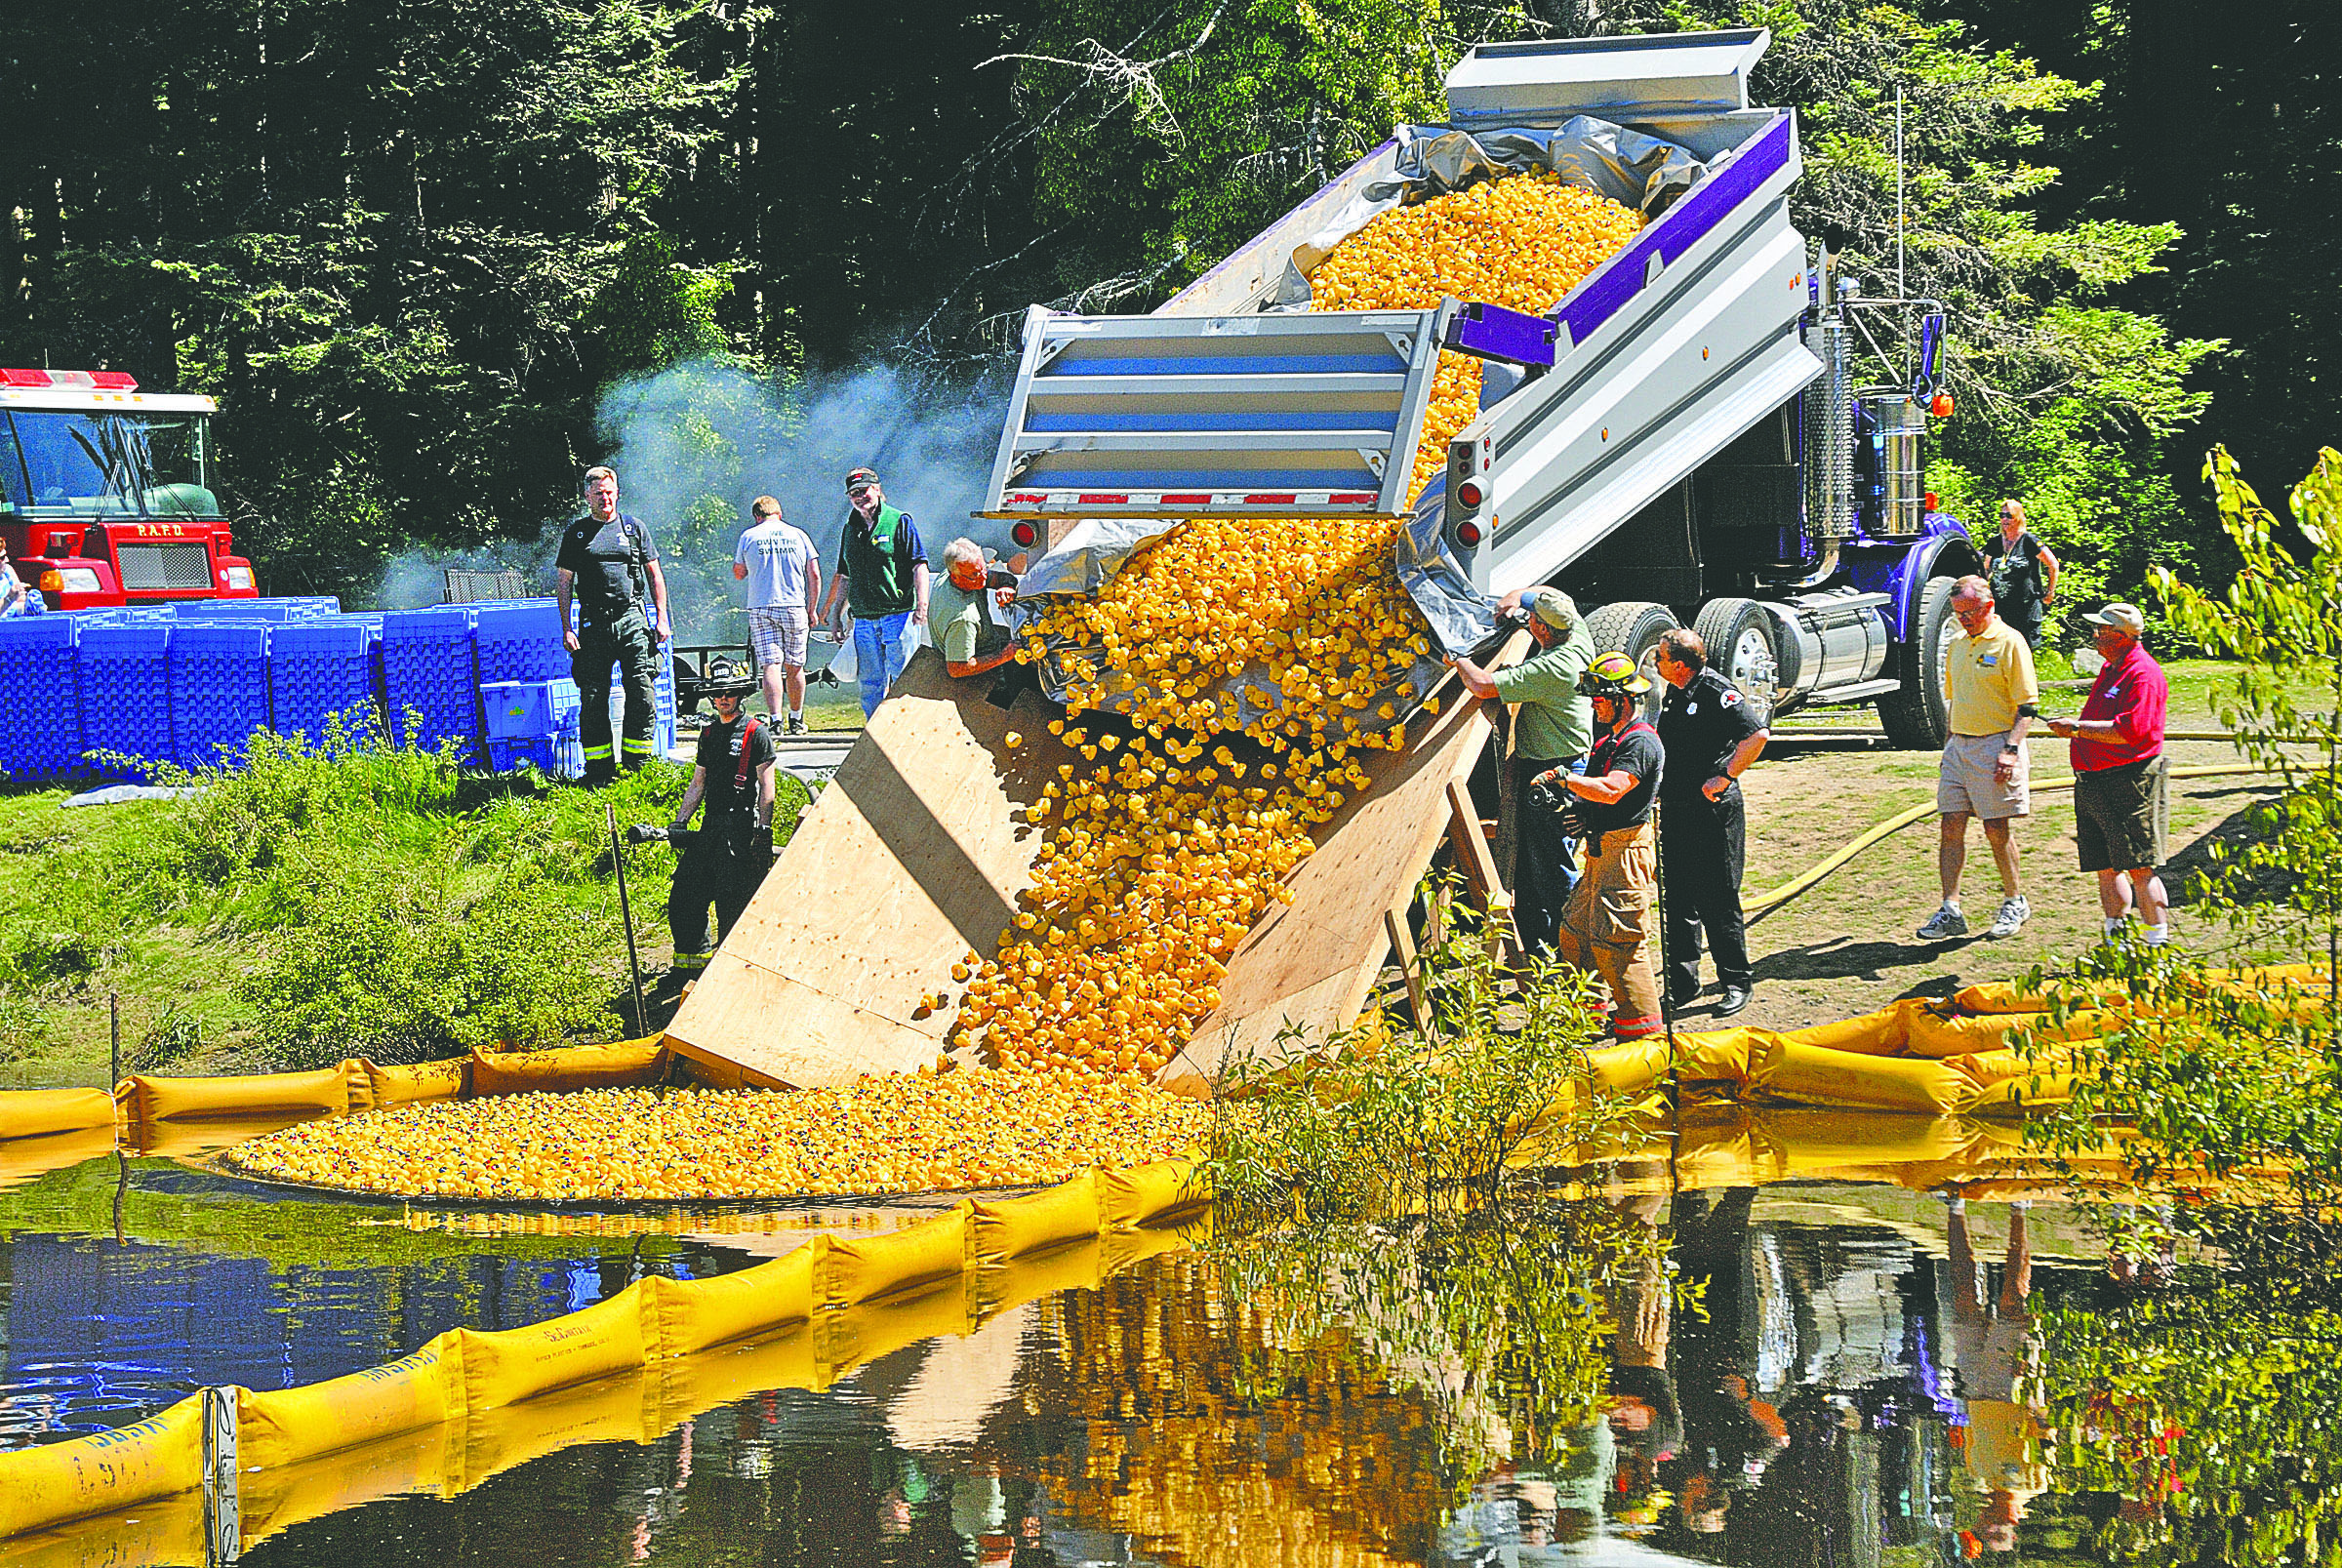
[661,658,779,973]
[1544,653,1666,1041]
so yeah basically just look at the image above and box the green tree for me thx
[3,1,757,603]
[1009,0,1455,302]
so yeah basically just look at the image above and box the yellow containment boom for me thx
[662,648,1506,1093]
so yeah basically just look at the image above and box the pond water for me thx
[0,1135,2163,1565]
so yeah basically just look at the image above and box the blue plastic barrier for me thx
[76,623,175,777]
[0,616,84,782]
[474,599,568,685]
[169,622,273,771]
[382,607,480,761]
[270,618,384,744]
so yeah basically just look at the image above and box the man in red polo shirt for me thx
[2045,603,2169,945]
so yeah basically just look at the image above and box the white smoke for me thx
[590,358,1016,647]
[364,358,1016,649]
[371,519,569,612]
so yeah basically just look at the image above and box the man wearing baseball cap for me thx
[2045,603,2171,945]
[1448,584,1596,955]
[817,466,929,717]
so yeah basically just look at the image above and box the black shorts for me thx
[2075,755,2167,872]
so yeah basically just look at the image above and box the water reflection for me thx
[3,1142,2111,1565]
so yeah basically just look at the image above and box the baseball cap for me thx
[1528,586,1579,630]
[844,466,880,492]
[2084,602,2145,635]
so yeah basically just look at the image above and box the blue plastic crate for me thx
[382,607,481,759]
[486,732,585,778]
[171,598,338,623]
[0,614,84,781]
[169,622,273,771]
[270,618,384,744]
[480,678,581,741]
[474,598,569,684]
[76,623,175,777]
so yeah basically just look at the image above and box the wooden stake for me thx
[1384,904,1427,1027]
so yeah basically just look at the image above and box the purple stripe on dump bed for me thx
[1552,109,1795,351]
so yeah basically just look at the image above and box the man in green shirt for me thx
[1448,585,1595,954]
[932,537,1018,678]
[817,466,929,716]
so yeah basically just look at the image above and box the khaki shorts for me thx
[747,605,808,669]
[1938,731,2030,820]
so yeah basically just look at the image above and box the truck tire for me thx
[1691,597,1781,720]
[1584,600,1678,720]
[1879,575,1958,750]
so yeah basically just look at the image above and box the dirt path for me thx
[1684,731,2281,1031]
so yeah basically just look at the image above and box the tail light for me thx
[1454,520,1483,548]
[1457,479,1486,509]
[1929,392,1954,418]
[1923,491,1939,512]
[1010,521,1037,548]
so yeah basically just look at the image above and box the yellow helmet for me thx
[1581,651,1652,699]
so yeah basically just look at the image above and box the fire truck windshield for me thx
[0,410,217,520]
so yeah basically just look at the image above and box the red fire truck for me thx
[0,367,258,609]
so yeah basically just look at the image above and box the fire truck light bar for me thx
[0,368,140,390]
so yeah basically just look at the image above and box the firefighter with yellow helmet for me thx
[1537,651,1666,1039]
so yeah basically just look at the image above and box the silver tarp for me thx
[1272,115,1709,306]
[1396,481,1499,658]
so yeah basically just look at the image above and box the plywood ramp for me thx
[663,653,1075,1089]
[666,648,1507,1094]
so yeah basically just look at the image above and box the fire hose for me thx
[1742,761,2282,925]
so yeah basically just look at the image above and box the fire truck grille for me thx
[117,542,213,592]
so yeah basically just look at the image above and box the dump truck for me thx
[663,26,1986,1091]
[0,367,258,610]
[981,26,1984,746]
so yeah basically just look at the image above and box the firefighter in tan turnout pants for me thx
[1543,652,1666,1039]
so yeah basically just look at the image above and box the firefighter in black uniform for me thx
[1653,627,1769,1016]
[665,658,780,971]
[556,465,672,784]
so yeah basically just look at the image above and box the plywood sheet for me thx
[663,654,1074,1089]
[1157,676,1503,1088]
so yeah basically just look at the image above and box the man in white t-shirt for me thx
[732,495,822,734]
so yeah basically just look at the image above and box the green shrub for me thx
[135,1003,204,1070]
[0,998,49,1064]
[233,859,624,1068]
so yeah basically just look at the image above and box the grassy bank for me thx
[0,723,813,1089]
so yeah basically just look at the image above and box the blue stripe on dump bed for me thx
[1554,108,1794,351]
[1010,467,1371,490]
[1023,410,1403,434]
[1047,353,1402,377]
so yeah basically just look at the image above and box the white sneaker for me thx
[1917,903,1968,941]
[2102,915,2124,943]
[1987,896,2031,940]
[2142,923,2170,947]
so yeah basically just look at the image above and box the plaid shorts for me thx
[747,605,808,669]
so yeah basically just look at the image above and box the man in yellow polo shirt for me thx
[1918,575,2039,942]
